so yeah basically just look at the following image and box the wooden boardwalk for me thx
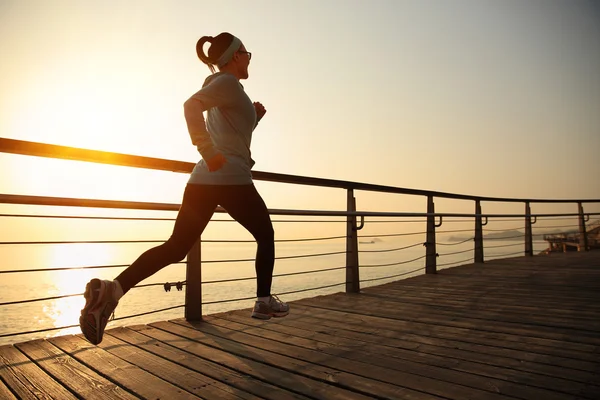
[2,252,600,400]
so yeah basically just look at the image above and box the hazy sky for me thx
[1,0,599,211]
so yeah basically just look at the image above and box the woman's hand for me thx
[206,152,226,172]
[254,102,267,122]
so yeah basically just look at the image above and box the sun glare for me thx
[44,243,115,337]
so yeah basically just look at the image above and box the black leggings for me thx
[115,184,275,297]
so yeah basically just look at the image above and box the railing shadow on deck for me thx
[1,137,599,344]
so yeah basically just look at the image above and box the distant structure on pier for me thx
[543,220,600,253]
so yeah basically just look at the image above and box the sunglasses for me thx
[238,51,252,61]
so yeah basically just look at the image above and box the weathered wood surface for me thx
[1,251,599,399]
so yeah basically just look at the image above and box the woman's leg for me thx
[115,184,218,294]
[219,185,275,297]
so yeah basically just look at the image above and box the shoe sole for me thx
[251,310,289,320]
[79,279,107,345]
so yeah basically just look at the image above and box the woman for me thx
[79,32,289,345]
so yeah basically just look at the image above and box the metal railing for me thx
[1,137,599,342]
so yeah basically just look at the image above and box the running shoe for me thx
[251,295,290,320]
[79,279,118,345]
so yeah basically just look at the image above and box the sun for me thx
[43,243,116,337]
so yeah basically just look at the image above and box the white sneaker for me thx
[79,279,118,345]
[251,295,290,320]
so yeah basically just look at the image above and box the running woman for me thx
[79,32,289,345]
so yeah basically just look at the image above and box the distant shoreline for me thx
[445,229,576,242]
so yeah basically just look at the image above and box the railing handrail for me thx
[2,137,599,204]
[2,193,600,220]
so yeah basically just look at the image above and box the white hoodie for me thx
[184,72,257,185]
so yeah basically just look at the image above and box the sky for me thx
[1,0,599,219]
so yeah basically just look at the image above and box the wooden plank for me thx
[14,339,136,400]
[371,286,600,318]
[166,319,516,400]
[391,279,600,303]
[295,297,600,366]
[204,312,582,400]
[0,344,77,400]
[139,322,389,400]
[106,326,304,400]
[322,290,600,342]
[0,378,18,400]
[379,273,600,312]
[370,278,600,305]
[356,289,600,332]
[302,292,600,345]
[48,334,199,399]
[271,305,598,384]
[99,330,259,400]
[388,275,600,302]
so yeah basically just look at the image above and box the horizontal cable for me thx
[438,248,473,257]
[436,228,474,234]
[0,323,80,339]
[0,240,164,245]
[491,251,525,258]
[484,234,524,240]
[0,262,185,275]
[485,242,523,249]
[436,237,473,246]
[276,265,347,279]
[361,254,427,268]
[1,265,350,307]
[0,235,348,246]
[359,231,426,239]
[0,304,183,338]
[200,250,346,265]
[112,305,185,322]
[482,226,523,232]
[210,218,345,223]
[279,282,346,296]
[139,265,349,290]
[203,282,346,306]
[277,250,346,261]
[0,292,81,307]
[360,266,425,284]
[437,257,474,267]
[0,213,176,221]
[207,266,347,285]
[535,224,579,229]
[0,264,125,274]
[203,294,259,305]
[1,283,174,306]
[359,242,423,253]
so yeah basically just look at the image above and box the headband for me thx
[216,36,242,67]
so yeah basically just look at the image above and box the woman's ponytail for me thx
[195,33,235,73]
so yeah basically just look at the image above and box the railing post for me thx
[578,202,588,252]
[525,202,533,257]
[474,200,484,263]
[346,189,360,293]
[425,195,437,274]
[185,238,202,321]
